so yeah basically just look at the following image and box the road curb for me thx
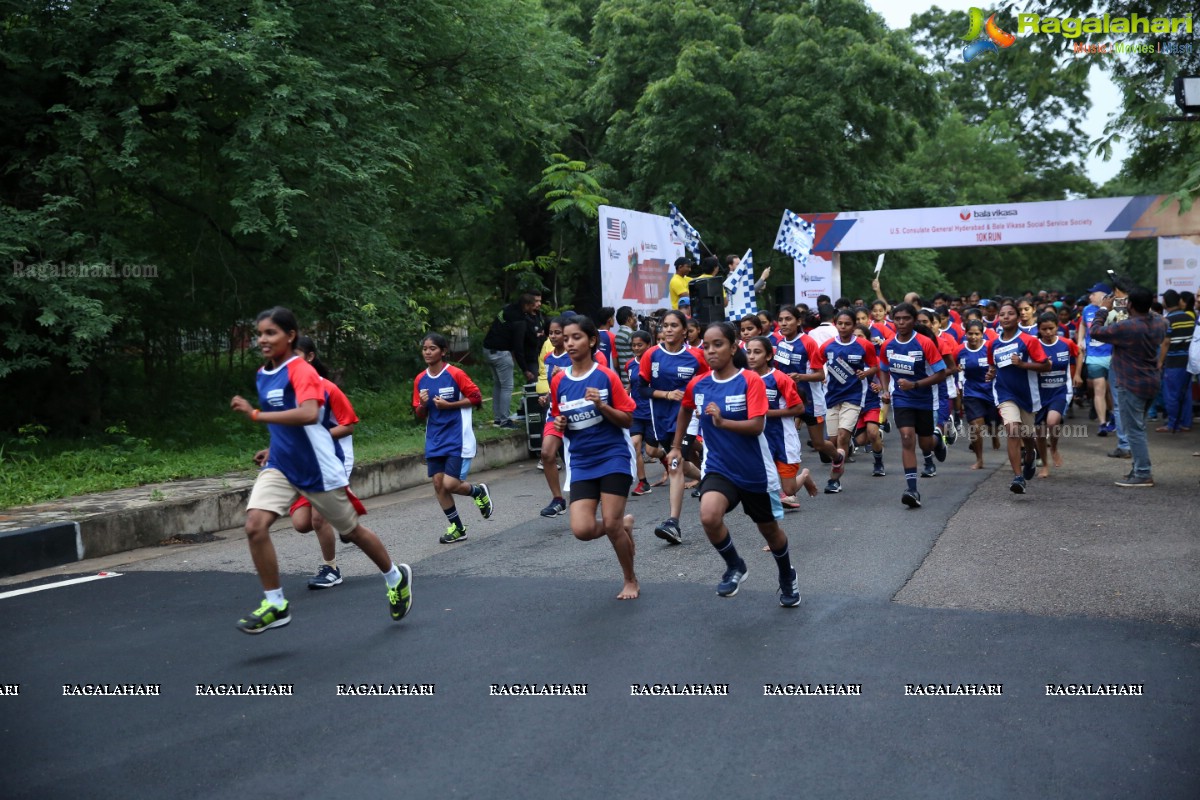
[0,433,529,576]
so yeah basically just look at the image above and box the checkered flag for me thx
[668,203,703,260]
[773,209,815,267]
[724,249,757,322]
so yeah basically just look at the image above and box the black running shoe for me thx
[653,518,683,545]
[901,489,922,508]
[237,600,291,634]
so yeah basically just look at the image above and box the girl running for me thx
[745,336,816,510]
[915,308,957,477]
[626,330,657,496]
[686,318,703,348]
[640,309,708,545]
[550,315,640,599]
[1017,299,1039,335]
[537,316,572,517]
[985,301,1051,494]
[230,307,411,634]
[414,332,494,543]
[668,322,801,607]
[279,336,366,589]
[811,309,880,494]
[877,303,949,509]
[739,314,767,348]
[853,323,887,477]
[1034,310,1079,477]
[774,305,842,469]
[957,320,999,470]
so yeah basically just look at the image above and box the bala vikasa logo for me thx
[962,8,1015,62]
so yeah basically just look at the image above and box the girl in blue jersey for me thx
[985,301,1051,494]
[915,308,957,478]
[668,322,801,608]
[957,320,998,470]
[639,309,708,545]
[551,316,640,600]
[774,305,842,470]
[414,333,494,542]
[811,310,880,494]
[878,303,949,509]
[537,316,572,517]
[230,307,411,634]
[745,336,816,511]
[738,314,767,349]
[1016,299,1039,335]
[852,322,888,477]
[1033,311,1079,478]
[626,330,657,496]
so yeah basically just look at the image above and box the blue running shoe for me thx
[307,564,342,590]
[716,560,748,597]
[1010,475,1027,494]
[778,568,801,608]
[540,498,567,517]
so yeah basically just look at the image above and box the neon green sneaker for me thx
[438,524,467,544]
[473,482,494,519]
[387,564,413,621]
[236,600,290,634]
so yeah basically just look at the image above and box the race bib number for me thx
[558,397,603,431]
[826,356,854,385]
[887,352,916,377]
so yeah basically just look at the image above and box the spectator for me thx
[482,290,543,428]
[1089,286,1168,487]
[1159,289,1196,433]
[669,257,693,310]
[614,306,637,384]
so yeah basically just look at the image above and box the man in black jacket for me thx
[482,291,543,428]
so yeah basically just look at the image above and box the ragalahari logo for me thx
[962,8,1015,62]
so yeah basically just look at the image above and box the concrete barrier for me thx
[0,433,529,576]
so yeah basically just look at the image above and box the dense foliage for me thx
[1,0,1193,434]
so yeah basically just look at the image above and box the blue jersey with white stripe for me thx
[550,364,637,486]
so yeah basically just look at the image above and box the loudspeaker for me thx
[688,276,724,300]
[691,297,723,326]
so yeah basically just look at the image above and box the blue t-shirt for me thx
[760,368,803,465]
[879,333,946,410]
[813,335,879,408]
[624,357,652,421]
[682,369,779,495]
[1081,304,1112,358]
[956,343,994,402]
[414,365,480,459]
[1037,336,1078,402]
[639,344,709,441]
[773,333,819,406]
[550,364,637,486]
[260,356,347,493]
[988,332,1047,412]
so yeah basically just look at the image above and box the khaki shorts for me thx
[247,468,360,536]
[997,401,1035,429]
[825,402,862,436]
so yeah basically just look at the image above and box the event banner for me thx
[1157,236,1200,298]
[598,205,687,314]
[803,195,1200,253]
[793,252,835,303]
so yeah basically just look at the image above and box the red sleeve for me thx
[412,372,424,410]
[810,339,831,369]
[802,335,821,365]
[860,338,879,368]
[288,359,325,406]
[777,373,803,409]
[919,335,943,365]
[985,328,998,343]
[1023,334,1047,362]
[604,331,617,352]
[596,350,609,368]
[681,373,705,411]
[986,339,996,366]
[938,336,956,358]
[639,346,657,383]
[450,366,483,406]
[548,371,564,417]
[1064,337,1080,358]
[744,370,768,418]
[324,379,359,425]
[690,346,710,376]
[602,367,635,412]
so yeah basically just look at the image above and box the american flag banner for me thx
[606,217,623,240]
[723,249,758,322]
[773,209,816,267]
[668,203,702,260]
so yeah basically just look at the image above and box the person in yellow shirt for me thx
[668,257,693,309]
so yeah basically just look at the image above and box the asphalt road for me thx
[2,434,1197,798]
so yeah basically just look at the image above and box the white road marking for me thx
[0,571,122,600]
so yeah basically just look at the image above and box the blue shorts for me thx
[1085,355,1110,380]
[1035,393,1068,424]
[629,417,651,438]
[427,455,472,480]
[962,396,999,424]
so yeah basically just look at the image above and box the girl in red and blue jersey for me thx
[738,314,767,349]
[852,323,888,477]
[1016,299,1039,335]
[985,301,1051,494]
[414,332,493,543]
[878,303,950,510]
[231,307,411,634]
[916,308,958,478]
[536,316,572,518]
[639,309,708,545]
[626,330,657,496]
[774,305,841,470]
[746,336,816,511]
[811,310,880,494]
[595,306,618,366]
[550,315,640,600]
[668,322,800,607]
[1034,311,1080,478]
[957,320,999,470]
